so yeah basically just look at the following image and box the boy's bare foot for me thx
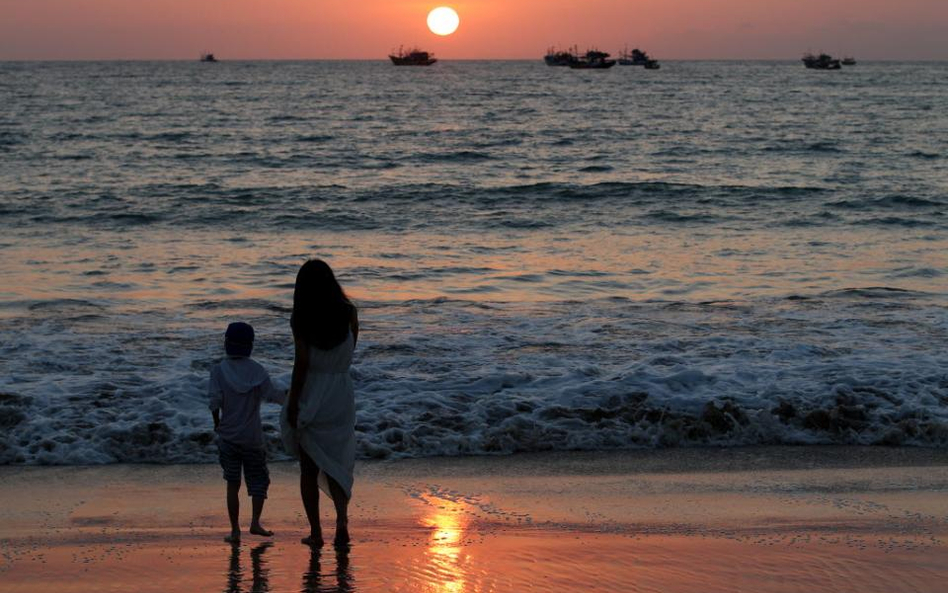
[249,523,273,537]
[224,530,241,544]
[301,533,324,547]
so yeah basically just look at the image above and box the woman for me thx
[282,259,359,547]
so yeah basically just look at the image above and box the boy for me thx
[208,322,286,543]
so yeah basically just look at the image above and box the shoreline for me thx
[4,443,947,473]
[2,446,948,591]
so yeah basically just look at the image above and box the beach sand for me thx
[1,446,947,592]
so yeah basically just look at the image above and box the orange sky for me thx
[1,0,946,60]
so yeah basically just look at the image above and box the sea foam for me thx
[1,291,946,465]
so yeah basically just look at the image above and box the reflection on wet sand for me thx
[226,543,243,593]
[301,545,353,593]
[301,547,320,593]
[225,542,272,593]
[419,496,472,593]
[251,543,272,593]
[222,541,353,593]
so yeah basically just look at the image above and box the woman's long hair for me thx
[291,259,354,350]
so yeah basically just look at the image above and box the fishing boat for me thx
[389,46,437,66]
[617,47,650,66]
[802,53,841,70]
[200,52,218,63]
[644,59,661,70]
[568,50,616,70]
[544,46,576,66]
[841,56,857,66]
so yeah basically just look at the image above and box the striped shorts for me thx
[218,439,270,498]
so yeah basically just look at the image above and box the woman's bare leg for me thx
[299,448,323,546]
[326,475,350,546]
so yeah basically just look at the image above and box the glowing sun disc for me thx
[427,7,460,36]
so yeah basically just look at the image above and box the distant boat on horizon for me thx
[389,46,437,66]
[544,46,576,66]
[617,46,650,66]
[842,56,857,66]
[569,50,616,70]
[802,53,841,70]
[199,52,218,63]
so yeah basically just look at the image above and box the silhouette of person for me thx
[283,259,359,548]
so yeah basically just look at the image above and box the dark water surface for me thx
[0,61,946,463]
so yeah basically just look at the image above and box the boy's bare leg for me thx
[224,481,241,543]
[249,496,273,537]
[327,476,350,547]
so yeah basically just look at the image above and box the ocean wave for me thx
[778,212,842,227]
[3,370,947,465]
[1,292,946,465]
[764,140,844,154]
[645,210,725,224]
[0,130,28,148]
[415,151,495,163]
[873,195,946,208]
[293,134,335,143]
[107,212,165,224]
[0,181,912,232]
[54,153,94,161]
[889,267,944,279]
[470,138,523,148]
[186,298,290,313]
[817,287,929,299]
[270,210,382,230]
[856,216,938,228]
[830,195,945,210]
[268,114,309,123]
[907,150,940,160]
[26,298,108,312]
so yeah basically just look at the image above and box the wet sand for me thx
[2,446,947,592]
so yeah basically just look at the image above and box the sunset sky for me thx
[1,0,946,60]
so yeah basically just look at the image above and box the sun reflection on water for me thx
[419,496,471,593]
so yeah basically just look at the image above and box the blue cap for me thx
[224,322,254,357]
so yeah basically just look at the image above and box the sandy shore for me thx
[2,446,947,592]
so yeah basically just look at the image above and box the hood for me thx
[218,357,269,393]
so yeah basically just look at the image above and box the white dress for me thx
[281,331,356,500]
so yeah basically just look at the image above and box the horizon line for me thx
[2,57,946,63]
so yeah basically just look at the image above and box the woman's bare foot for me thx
[334,521,350,547]
[301,533,324,547]
[249,522,273,537]
[224,530,241,544]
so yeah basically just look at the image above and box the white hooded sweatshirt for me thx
[208,357,285,448]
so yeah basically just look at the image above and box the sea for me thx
[0,60,946,465]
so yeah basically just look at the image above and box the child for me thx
[208,322,286,543]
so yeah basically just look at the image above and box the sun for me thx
[427,7,460,36]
